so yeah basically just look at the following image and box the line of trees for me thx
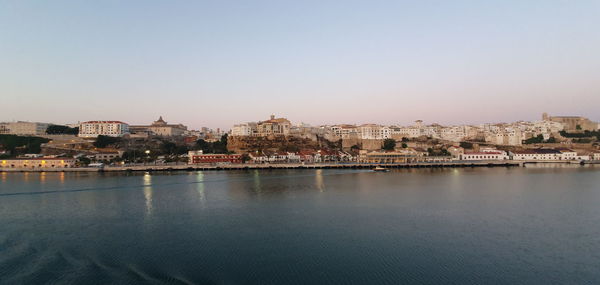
[0,134,49,157]
[46,125,79,135]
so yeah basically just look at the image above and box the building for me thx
[129,116,188,136]
[256,115,291,136]
[512,149,562,161]
[1,158,76,169]
[542,113,598,131]
[358,150,420,163]
[79,121,129,138]
[188,150,242,164]
[0,121,50,135]
[87,150,124,161]
[460,150,508,161]
[231,122,257,136]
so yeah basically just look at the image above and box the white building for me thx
[512,149,561,161]
[460,150,509,161]
[79,121,129,138]
[231,122,257,136]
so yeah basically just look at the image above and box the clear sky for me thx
[1,0,599,130]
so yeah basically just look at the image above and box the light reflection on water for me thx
[143,172,153,216]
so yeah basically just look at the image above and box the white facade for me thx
[79,121,129,138]
[460,151,508,161]
[231,123,257,136]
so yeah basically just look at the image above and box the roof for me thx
[3,157,74,161]
[464,152,503,155]
[513,149,561,154]
[83,120,127,124]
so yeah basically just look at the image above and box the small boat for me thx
[373,166,389,172]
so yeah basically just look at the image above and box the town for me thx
[1,113,600,171]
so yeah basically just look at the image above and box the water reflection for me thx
[315,169,325,192]
[253,170,262,194]
[196,171,206,205]
[143,173,153,216]
[1,172,6,183]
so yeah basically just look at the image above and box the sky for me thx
[1,0,599,130]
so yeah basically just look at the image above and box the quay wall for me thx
[1,161,524,173]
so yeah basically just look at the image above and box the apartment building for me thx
[79,121,129,138]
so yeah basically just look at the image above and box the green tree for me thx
[0,134,49,156]
[459,142,473,149]
[546,137,557,143]
[382,139,396,151]
[46,125,79,135]
[241,153,251,163]
[401,143,408,148]
[93,135,121,148]
[523,134,544,144]
[401,137,409,142]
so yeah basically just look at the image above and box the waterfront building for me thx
[358,150,420,164]
[460,150,508,161]
[1,157,75,169]
[129,116,188,136]
[0,121,51,135]
[188,150,242,164]
[79,121,129,138]
[511,149,562,161]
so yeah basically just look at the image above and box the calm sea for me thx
[1,165,600,284]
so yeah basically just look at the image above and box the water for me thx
[1,166,600,284]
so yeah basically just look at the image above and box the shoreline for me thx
[0,161,540,173]
[2,160,597,173]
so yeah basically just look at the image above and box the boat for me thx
[373,166,389,172]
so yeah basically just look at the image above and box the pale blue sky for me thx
[1,0,599,129]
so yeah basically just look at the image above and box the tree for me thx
[195,134,229,154]
[241,153,251,163]
[401,137,409,142]
[523,134,544,144]
[401,143,408,148]
[0,134,49,156]
[93,135,121,148]
[546,137,557,143]
[382,139,396,151]
[459,142,473,149]
[576,125,582,130]
[46,125,79,135]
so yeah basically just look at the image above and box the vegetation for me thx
[160,141,189,155]
[382,139,396,151]
[459,142,473,149]
[427,147,450,156]
[401,137,409,142]
[559,130,600,140]
[195,134,229,154]
[0,134,49,156]
[546,137,557,143]
[241,153,251,163]
[523,134,544,144]
[46,125,79,135]
[93,135,121,148]
[401,143,408,148]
